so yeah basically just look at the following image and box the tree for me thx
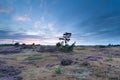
[56,32,75,52]
[59,32,72,45]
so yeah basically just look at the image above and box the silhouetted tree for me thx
[59,32,71,45]
[56,32,75,52]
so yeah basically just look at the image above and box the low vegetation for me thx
[55,66,61,74]
[0,65,22,80]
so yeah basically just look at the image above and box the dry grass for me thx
[0,46,120,80]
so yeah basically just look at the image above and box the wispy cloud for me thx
[14,16,31,22]
[0,39,14,44]
[34,20,55,31]
[34,21,41,28]
[0,30,41,39]
[47,23,54,31]
[0,7,12,13]
[40,0,45,8]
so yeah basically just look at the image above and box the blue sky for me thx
[0,0,120,45]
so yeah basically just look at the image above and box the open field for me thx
[0,46,120,80]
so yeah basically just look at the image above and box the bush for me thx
[14,42,20,47]
[56,42,62,48]
[0,65,22,80]
[97,45,106,48]
[106,57,113,61]
[56,42,75,52]
[55,67,61,74]
[82,61,89,66]
[60,57,73,66]
[0,47,21,54]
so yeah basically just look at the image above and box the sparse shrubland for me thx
[0,65,22,80]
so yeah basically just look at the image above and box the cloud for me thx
[77,11,120,38]
[0,39,14,44]
[46,23,54,31]
[0,29,60,44]
[0,29,57,39]
[0,30,11,38]
[41,38,59,45]
[14,16,31,22]
[25,31,40,36]
[34,20,55,31]
[80,11,120,27]
[43,23,54,31]
[0,30,42,39]
[0,7,12,13]
[20,38,41,44]
[34,21,41,28]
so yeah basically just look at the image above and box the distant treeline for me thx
[0,43,26,46]
[97,44,120,47]
[75,44,120,47]
[0,44,14,46]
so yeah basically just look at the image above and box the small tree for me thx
[56,32,75,52]
[59,32,71,45]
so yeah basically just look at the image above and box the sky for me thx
[0,0,120,45]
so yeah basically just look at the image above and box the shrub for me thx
[106,57,113,61]
[60,57,73,66]
[0,65,22,80]
[82,61,89,66]
[14,42,20,47]
[55,67,61,74]
[98,45,106,48]
[56,42,75,52]
[0,47,21,54]
[56,42,62,48]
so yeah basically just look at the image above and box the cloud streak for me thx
[0,29,60,44]
[14,16,31,22]
[0,7,12,13]
[0,30,42,39]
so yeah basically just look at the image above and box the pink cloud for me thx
[0,39,13,44]
[21,38,59,45]
[3,38,58,45]
[21,38,41,44]
[14,16,31,22]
